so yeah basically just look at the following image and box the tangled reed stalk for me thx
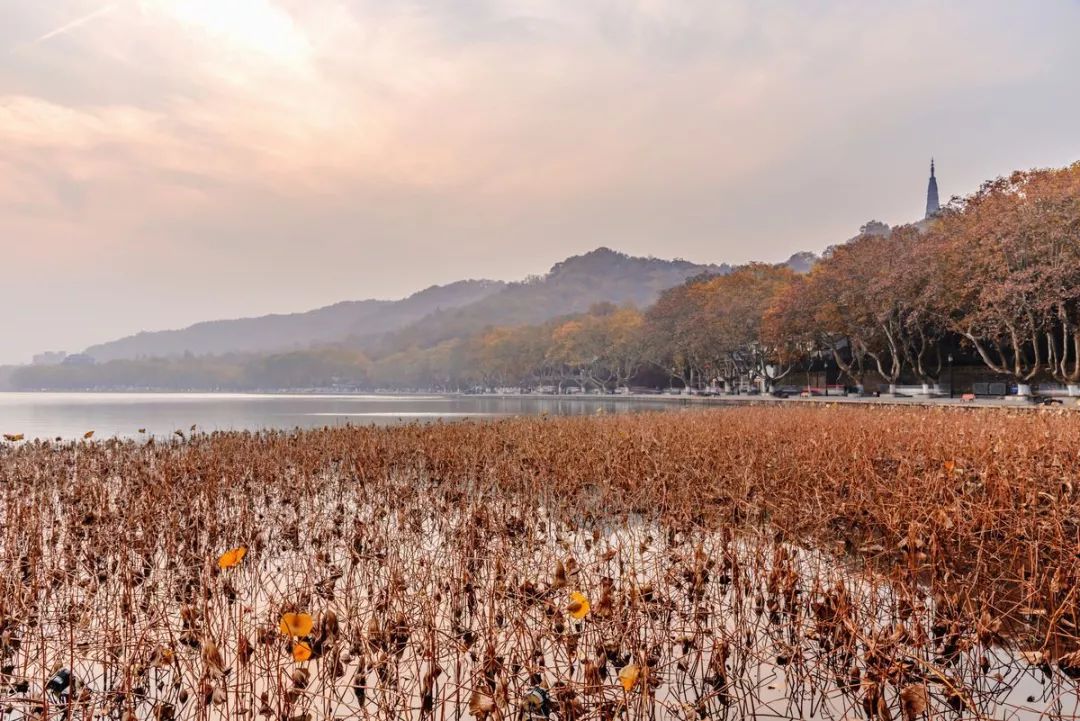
[1,405,1079,720]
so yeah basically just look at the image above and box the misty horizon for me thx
[28,245,767,361]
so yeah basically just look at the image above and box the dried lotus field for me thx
[2,406,1080,721]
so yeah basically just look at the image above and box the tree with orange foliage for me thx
[643,277,718,390]
[767,246,879,392]
[596,306,647,390]
[891,225,947,391]
[695,264,798,391]
[548,318,593,391]
[927,163,1080,394]
[768,226,948,394]
[477,325,550,389]
[548,305,646,391]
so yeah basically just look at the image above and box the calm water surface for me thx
[0,392,683,440]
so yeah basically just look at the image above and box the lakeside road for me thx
[483,390,1080,410]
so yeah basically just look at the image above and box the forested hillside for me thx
[361,248,728,353]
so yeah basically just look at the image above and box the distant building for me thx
[61,353,96,366]
[32,351,67,366]
[925,158,940,218]
[859,220,891,237]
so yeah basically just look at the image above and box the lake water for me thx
[0,392,684,440]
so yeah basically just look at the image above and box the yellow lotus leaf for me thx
[3,434,24,442]
[567,591,590,620]
[280,612,314,637]
[943,460,956,474]
[83,430,94,439]
[618,663,640,692]
[292,641,312,662]
[217,546,247,569]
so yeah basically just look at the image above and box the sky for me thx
[1,1,1079,364]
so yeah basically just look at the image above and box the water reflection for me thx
[0,392,685,440]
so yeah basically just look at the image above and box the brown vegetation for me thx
[1,405,1079,719]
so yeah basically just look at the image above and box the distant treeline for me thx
[11,162,1080,393]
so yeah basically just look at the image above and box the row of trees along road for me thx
[765,162,1080,396]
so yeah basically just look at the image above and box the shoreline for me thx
[2,387,1077,411]
[482,390,1080,410]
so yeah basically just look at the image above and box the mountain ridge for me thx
[84,279,505,361]
[78,247,802,363]
[359,247,730,353]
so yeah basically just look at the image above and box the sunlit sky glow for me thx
[2,0,1079,363]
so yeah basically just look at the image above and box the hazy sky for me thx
[2,0,1079,363]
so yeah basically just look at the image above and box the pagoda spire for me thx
[925,158,940,218]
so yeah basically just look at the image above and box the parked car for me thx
[775,385,802,396]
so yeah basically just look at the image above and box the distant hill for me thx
[783,251,818,274]
[364,247,730,352]
[76,246,814,364]
[11,246,821,391]
[84,280,505,361]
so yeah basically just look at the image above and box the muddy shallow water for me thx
[2,493,1075,721]
[4,406,1080,720]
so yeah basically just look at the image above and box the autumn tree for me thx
[643,277,719,390]
[695,263,798,391]
[548,305,646,391]
[888,225,947,390]
[548,319,593,391]
[477,325,550,389]
[595,306,647,390]
[928,163,1080,394]
[767,247,879,391]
